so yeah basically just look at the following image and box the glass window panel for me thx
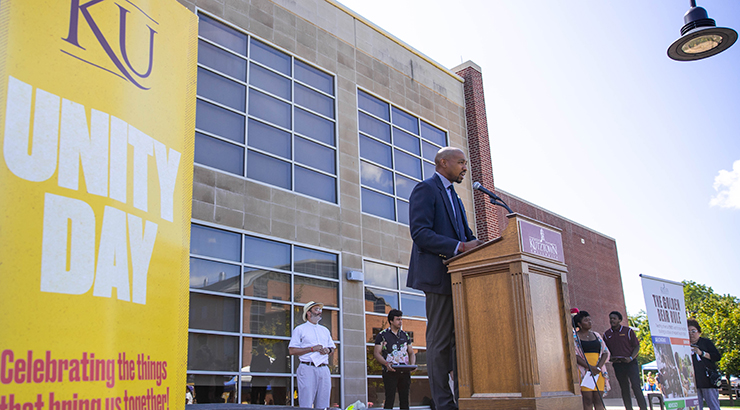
[294,247,338,279]
[250,39,290,75]
[243,268,290,301]
[242,300,291,336]
[195,132,245,175]
[363,261,397,289]
[361,188,395,220]
[295,108,334,146]
[397,199,409,225]
[395,174,416,200]
[295,137,335,174]
[294,60,333,95]
[243,235,290,270]
[191,224,241,261]
[422,140,439,162]
[198,14,247,56]
[294,276,339,308]
[400,293,426,319]
[399,268,423,294]
[411,348,428,376]
[292,306,340,341]
[190,258,241,294]
[190,374,236,404]
[248,119,291,159]
[394,149,422,179]
[423,161,435,180]
[359,135,392,168]
[393,127,420,155]
[364,314,389,345]
[199,40,247,81]
[359,112,390,142]
[391,107,418,134]
[247,150,291,190]
[421,121,447,146]
[358,90,389,121]
[365,287,398,314]
[401,318,427,348]
[361,162,393,194]
[249,63,290,100]
[196,100,245,143]
[187,332,239,371]
[294,167,336,203]
[249,89,290,129]
[366,346,383,376]
[242,338,291,374]
[189,292,240,332]
[198,67,246,112]
[295,83,334,118]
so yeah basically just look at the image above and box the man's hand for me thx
[458,239,485,253]
[319,347,332,355]
[384,362,396,372]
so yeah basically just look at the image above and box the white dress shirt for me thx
[289,321,334,366]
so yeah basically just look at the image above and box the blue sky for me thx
[338,0,740,315]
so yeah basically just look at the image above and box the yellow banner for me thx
[0,0,197,407]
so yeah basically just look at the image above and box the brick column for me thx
[453,61,500,240]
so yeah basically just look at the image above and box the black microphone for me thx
[472,182,514,213]
[472,182,501,200]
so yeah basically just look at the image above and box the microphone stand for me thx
[488,196,514,214]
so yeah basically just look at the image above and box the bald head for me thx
[434,147,464,167]
[435,147,468,183]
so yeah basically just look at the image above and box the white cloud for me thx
[710,160,740,209]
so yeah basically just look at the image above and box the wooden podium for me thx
[446,213,581,409]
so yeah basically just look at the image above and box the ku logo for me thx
[62,0,158,90]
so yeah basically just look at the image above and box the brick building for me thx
[177,0,626,406]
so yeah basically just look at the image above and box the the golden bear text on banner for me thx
[0,0,197,406]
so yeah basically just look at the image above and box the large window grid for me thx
[196,12,338,203]
[357,89,448,224]
[363,260,431,408]
[188,222,341,405]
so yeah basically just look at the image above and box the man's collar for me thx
[435,172,453,189]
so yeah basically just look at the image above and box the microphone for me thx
[472,182,514,214]
[472,182,501,200]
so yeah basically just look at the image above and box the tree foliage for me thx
[629,310,654,366]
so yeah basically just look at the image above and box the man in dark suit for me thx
[407,147,484,410]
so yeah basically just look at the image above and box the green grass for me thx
[721,398,740,407]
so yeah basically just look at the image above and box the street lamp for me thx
[667,0,737,61]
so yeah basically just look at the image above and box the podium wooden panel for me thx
[446,214,581,409]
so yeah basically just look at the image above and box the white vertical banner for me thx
[641,275,698,409]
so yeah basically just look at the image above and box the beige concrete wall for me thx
[179,0,472,404]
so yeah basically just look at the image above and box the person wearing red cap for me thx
[289,301,336,408]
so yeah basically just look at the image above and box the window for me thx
[358,90,448,223]
[196,13,338,203]
[363,260,431,408]
[189,223,341,404]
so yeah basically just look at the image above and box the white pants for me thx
[297,362,331,408]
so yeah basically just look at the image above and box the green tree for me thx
[629,310,654,366]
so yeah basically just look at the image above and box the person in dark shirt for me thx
[603,311,647,410]
[374,309,416,410]
[688,319,722,410]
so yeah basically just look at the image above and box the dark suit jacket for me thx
[406,174,475,295]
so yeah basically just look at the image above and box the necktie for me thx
[448,185,465,240]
